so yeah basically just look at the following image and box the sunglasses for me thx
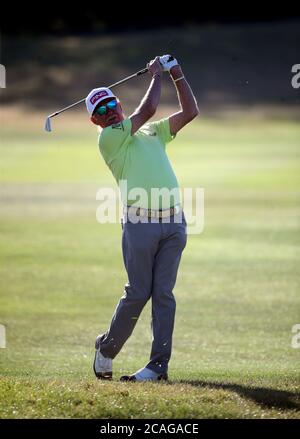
[94,99,118,116]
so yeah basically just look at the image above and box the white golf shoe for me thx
[93,335,113,380]
[120,367,168,382]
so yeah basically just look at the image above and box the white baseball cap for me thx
[85,87,117,115]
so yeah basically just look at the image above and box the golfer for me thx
[86,55,199,381]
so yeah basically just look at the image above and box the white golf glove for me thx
[159,54,179,72]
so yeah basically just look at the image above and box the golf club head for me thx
[44,116,52,132]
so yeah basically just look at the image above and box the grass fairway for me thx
[0,108,299,418]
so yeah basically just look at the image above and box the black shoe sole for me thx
[120,374,168,382]
[120,375,136,382]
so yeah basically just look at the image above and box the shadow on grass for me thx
[174,380,300,411]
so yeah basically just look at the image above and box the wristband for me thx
[173,76,185,83]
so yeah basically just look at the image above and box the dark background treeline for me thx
[2,7,300,35]
[1,9,300,114]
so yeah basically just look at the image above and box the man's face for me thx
[90,98,125,128]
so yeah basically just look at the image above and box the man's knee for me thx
[122,282,151,306]
[152,288,176,308]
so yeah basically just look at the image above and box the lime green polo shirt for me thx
[98,118,180,209]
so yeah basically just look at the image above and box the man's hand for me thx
[147,57,163,78]
[159,54,179,72]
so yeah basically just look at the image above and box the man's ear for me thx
[90,115,99,125]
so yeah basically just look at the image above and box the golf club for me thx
[44,67,149,132]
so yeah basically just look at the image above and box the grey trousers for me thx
[99,210,187,374]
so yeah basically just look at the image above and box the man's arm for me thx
[130,57,163,135]
[168,64,199,136]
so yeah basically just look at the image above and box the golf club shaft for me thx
[48,67,149,118]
